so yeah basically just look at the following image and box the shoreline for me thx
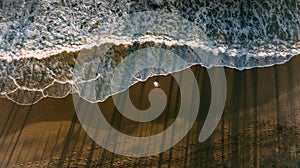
[1,39,299,106]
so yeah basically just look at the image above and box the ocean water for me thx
[0,0,299,105]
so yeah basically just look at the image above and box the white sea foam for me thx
[0,0,299,105]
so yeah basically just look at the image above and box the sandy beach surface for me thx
[0,55,300,167]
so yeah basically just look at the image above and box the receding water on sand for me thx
[0,56,299,167]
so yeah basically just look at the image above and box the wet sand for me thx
[0,56,300,167]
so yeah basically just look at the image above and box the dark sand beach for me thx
[0,55,299,167]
